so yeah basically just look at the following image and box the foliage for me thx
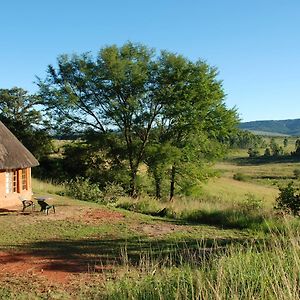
[264,147,271,157]
[238,193,263,213]
[233,172,249,182]
[227,129,264,149]
[116,196,164,215]
[103,182,126,204]
[274,182,300,216]
[247,147,260,158]
[291,139,300,157]
[32,156,65,182]
[269,138,284,156]
[66,177,104,203]
[39,43,161,196]
[0,87,52,159]
[294,169,300,179]
[168,136,228,199]
[39,42,239,198]
[61,134,130,189]
[144,142,180,199]
[153,53,238,199]
[9,156,300,298]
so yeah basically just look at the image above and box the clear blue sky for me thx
[1,0,299,122]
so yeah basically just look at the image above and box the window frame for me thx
[21,169,27,191]
[5,170,21,194]
[5,171,13,194]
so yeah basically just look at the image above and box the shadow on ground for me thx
[3,234,256,275]
[0,208,32,216]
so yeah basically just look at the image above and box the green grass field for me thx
[1,147,300,299]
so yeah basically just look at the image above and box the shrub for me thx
[264,148,271,157]
[270,138,284,156]
[103,182,126,204]
[116,196,164,215]
[239,193,263,214]
[233,173,249,182]
[294,169,300,179]
[247,148,260,158]
[66,177,104,203]
[274,182,300,216]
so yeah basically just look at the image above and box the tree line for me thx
[247,137,300,158]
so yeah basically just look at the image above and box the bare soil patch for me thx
[79,208,125,224]
[1,204,125,224]
[0,203,186,286]
[0,251,72,284]
[130,222,181,237]
[0,250,115,284]
[0,206,125,284]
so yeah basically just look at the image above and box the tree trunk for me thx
[155,178,161,199]
[169,164,176,201]
[129,169,138,198]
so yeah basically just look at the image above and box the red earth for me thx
[0,207,181,285]
[0,209,125,284]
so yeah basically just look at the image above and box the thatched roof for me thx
[0,121,39,170]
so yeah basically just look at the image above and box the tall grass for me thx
[116,193,276,230]
[32,178,66,196]
[82,225,300,299]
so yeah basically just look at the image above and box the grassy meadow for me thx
[1,137,300,299]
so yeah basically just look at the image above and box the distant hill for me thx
[240,119,300,136]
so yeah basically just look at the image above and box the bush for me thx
[274,182,300,216]
[233,173,249,182]
[103,182,126,204]
[247,148,260,158]
[294,169,300,179]
[66,177,104,203]
[238,193,263,214]
[116,196,164,215]
[264,148,271,157]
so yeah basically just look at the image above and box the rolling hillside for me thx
[240,118,300,136]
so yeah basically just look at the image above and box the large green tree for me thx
[39,42,238,197]
[0,87,52,159]
[40,43,162,195]
[152,52,238,200]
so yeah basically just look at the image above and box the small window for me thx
[13,171,17,192]
[5,172,13,194]
[5,170,18,194]
[22,169,27,190]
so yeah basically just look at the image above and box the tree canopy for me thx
[0,87,52,159]
[39,42,238,197]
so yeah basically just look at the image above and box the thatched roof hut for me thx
[0,121,39,208]
[0,121,39,170]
